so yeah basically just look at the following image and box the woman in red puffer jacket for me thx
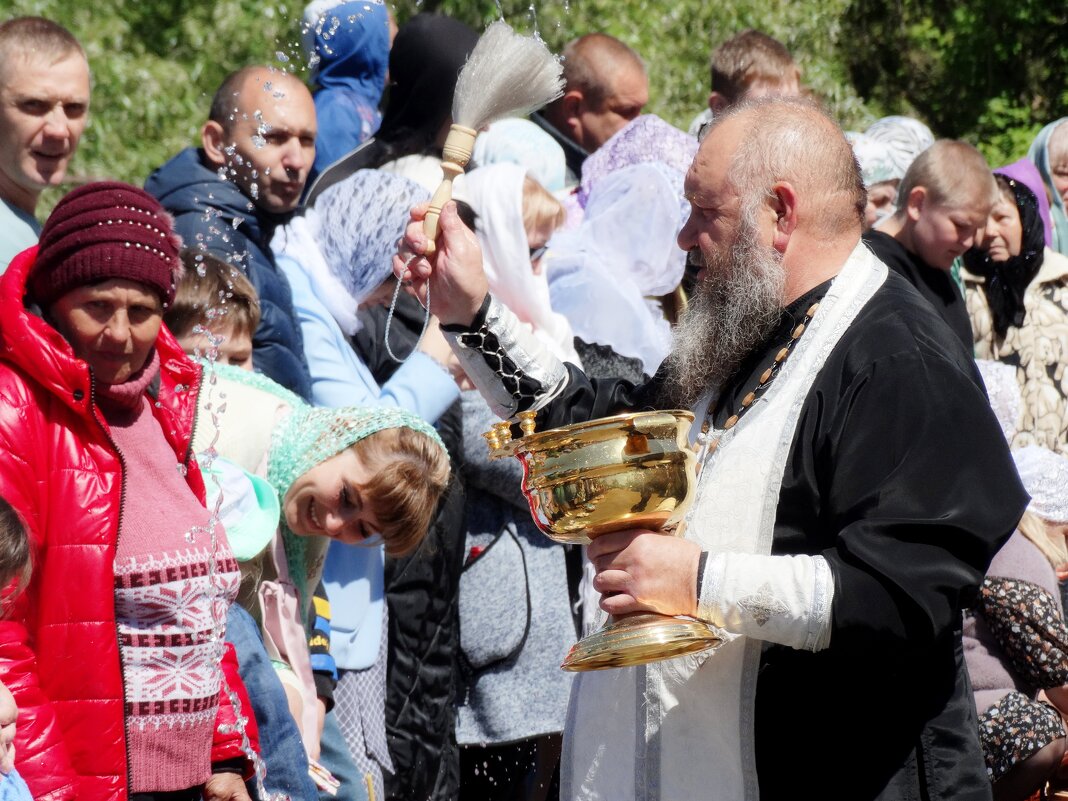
[0,183,258,801]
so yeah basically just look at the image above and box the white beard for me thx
[662,209,786,410]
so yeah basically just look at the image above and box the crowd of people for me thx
[0,4,1067,801]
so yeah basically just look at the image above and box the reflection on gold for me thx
[485,410,721,671]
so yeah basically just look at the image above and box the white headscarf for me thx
[545,162,685,374]
[460,163,580,365]
[1013,445,1068,524]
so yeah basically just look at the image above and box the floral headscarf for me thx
[864,115,935,180]
[845,131,898,188]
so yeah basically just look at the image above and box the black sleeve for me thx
[814,350,1028,656]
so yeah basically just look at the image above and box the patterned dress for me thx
[964,531,1068,781]
[965,248,1068,454]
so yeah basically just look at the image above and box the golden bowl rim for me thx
[507,409,695,453]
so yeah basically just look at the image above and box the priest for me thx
[395,98,1027,801]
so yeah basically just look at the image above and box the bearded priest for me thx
[395,98,1026,801]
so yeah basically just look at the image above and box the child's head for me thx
[0,496,30,596]
[165,249,259,369]
[275,407,450,559]
[708,30,801,112]
[894,140,998,269]
[522,175,566,273]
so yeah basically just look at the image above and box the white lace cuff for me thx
[696,552,834,652]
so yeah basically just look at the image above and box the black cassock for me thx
[457,269,1028,800]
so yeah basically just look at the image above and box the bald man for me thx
[397,98,1025,800]
[147,66,316,399]
[534,32,648,184]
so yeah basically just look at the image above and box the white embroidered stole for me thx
[562,243,887,801]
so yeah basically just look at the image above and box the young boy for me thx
[688,30,801,137]
[165,250,258,370]
[865,139,999,351]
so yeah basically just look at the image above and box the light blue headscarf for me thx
[473,117,567,194]
[1028,118,1068,256]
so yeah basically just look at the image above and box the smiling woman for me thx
[187,363,449,773]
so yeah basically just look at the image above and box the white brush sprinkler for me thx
[386,20,564,359]
[422,20,564,253]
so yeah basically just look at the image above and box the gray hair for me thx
[706,97,866,236]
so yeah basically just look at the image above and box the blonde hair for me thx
[351,427,450,557]
[166,249,261,340]
[710,30,800,104]
[1019,509,1068,572]
[522,175,565,239]
[896,140,998,212]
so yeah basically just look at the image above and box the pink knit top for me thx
[99,353,240,792]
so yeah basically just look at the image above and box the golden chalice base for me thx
[562,613,721,671]
[494,410,723,671]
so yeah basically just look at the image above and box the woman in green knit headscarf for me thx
[192,363,450,772]
[198,363,449,606]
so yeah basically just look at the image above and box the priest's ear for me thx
[769,181,799,252]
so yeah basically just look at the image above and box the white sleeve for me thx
[697,551,835,652]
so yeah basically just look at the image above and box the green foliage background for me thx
[4,0,1066,214]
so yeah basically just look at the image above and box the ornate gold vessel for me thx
[486,410,720,671]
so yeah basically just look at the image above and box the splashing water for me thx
[184,311,286,800]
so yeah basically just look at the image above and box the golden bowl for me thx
[489,409,720,671]
[504,410,698,545]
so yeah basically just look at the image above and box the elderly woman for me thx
[0,183,255,800]
[962,159,1068,454]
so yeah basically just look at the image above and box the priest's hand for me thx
[588,530,702,618]
[394,201,489,327]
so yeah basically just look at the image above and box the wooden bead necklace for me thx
[700,302,821,452]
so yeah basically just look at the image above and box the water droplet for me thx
[275,51,289,63]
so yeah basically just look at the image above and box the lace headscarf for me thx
[214,365,444,604]
[295,169,429,334]
[864,115,935,180]
[962,165,1046,337]
[975,358,1022,443]
[578,114,697,211]
[1013,445,1068,524]
[545,162,684,374]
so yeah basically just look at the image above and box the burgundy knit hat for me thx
[30,181,183,308]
